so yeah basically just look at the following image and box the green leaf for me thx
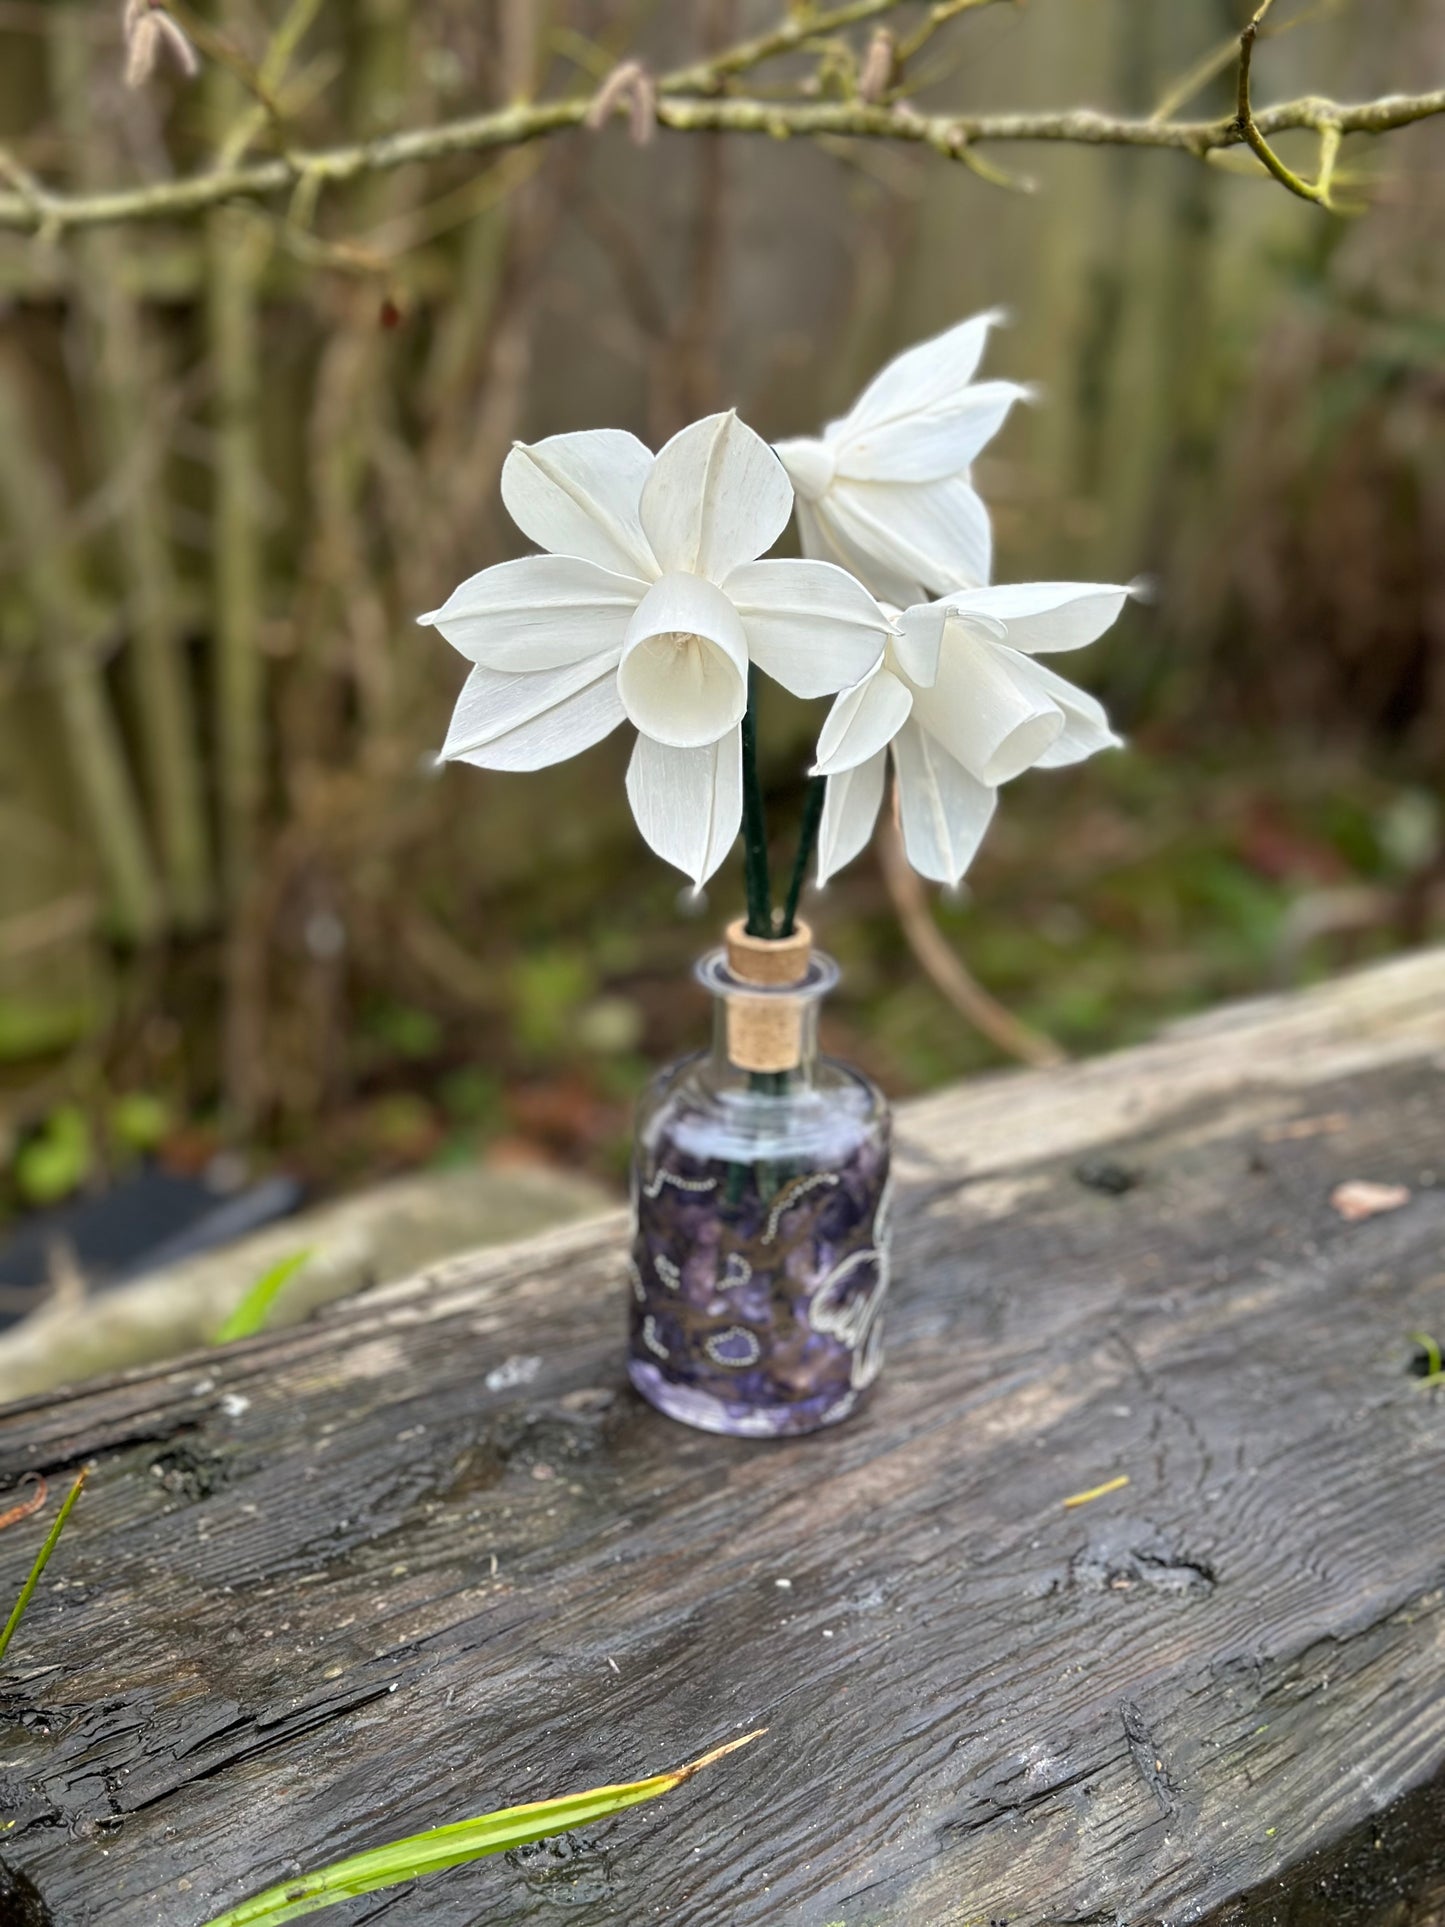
[0,1468,88,1668]
[511,948,594,1056]
[109,1091,172,1154]
[0,994,96,1063]
[1409,1330,1443,1384]
[14,1106,92,1207]
[437,1066,503,1128]
[362,999,444,1060]
[197,1729,764,1927]
[214,1249,314,1344]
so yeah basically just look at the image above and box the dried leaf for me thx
[585,60,655,145]
[858,29,896,105]
[154,12,201,80]
[124,11,161,87]
[1330,1180,1411,1222]
[122,1,199,88]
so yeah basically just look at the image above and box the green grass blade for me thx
[0,1467,88,1667]
[1409,1330,1443,1383]
[198,1728,765,1927]
[215,1248,314,1344]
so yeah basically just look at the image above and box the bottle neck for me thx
[694,937,839,1094]
[708,992,822,1089]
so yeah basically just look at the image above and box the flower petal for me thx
[889,603,939,689]
[911,626,1063,785]
[618,572,749,748]
[996,649,1122,767]
[823,476,993,602]
[944,581,1134,653]
[772,436,836,504]
[834,381,1029,484]
[640,412,793,582]
[813,664,912,775]
[791,493,920,608]
[799,495,924,605]
[500,430,657,577]
[724,557,890,699]
[836,310,1005,440]
[441,658,624,770]
[893,719,997,885]
[420,554,642,671]
[625,727,742,886]
[792,496,828,565]
[817,750,887,885]
[892,599,1009,690]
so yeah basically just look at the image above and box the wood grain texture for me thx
[0,949,1443,1927]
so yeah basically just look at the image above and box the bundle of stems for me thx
[740,669,826,945]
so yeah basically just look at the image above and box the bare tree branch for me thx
[0,0,1438,235]
[877,809,1066,1071]
[656,0,918,95]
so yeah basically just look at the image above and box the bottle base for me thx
[628,1359,861,1438]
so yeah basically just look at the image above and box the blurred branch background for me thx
[0,0,1442,1234]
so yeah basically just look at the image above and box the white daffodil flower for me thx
[814,581,1132,886]
[773,310,1029,607]
[422,411,892,887]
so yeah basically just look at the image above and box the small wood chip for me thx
[1062,1474,1130,1509]
[1330,1180,1411,1222]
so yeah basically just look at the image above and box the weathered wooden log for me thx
[0,948,1442,1926]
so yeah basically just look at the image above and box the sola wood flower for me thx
[815,582,1132,885]
[423,412,891,886]
[772,310,1028,606]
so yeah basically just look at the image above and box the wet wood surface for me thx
[0,949,1443,1927]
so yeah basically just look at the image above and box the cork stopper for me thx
[723,917,813,1073]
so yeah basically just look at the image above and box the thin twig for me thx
[163,0,279,117]
[1233,0,1343,208]
[895,0,1009,65]
[878,807,1066,1070]
[658,0,910,95]
[0,1475,48,1534]
[216,0,328,168]
[0,142,57,234]
[956,143,1036,193]
[1151,0,1334,124]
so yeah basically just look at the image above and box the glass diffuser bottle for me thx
[628,919,891,1437]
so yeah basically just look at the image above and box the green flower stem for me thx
[740,666,773,937]
[779,776,825,938]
